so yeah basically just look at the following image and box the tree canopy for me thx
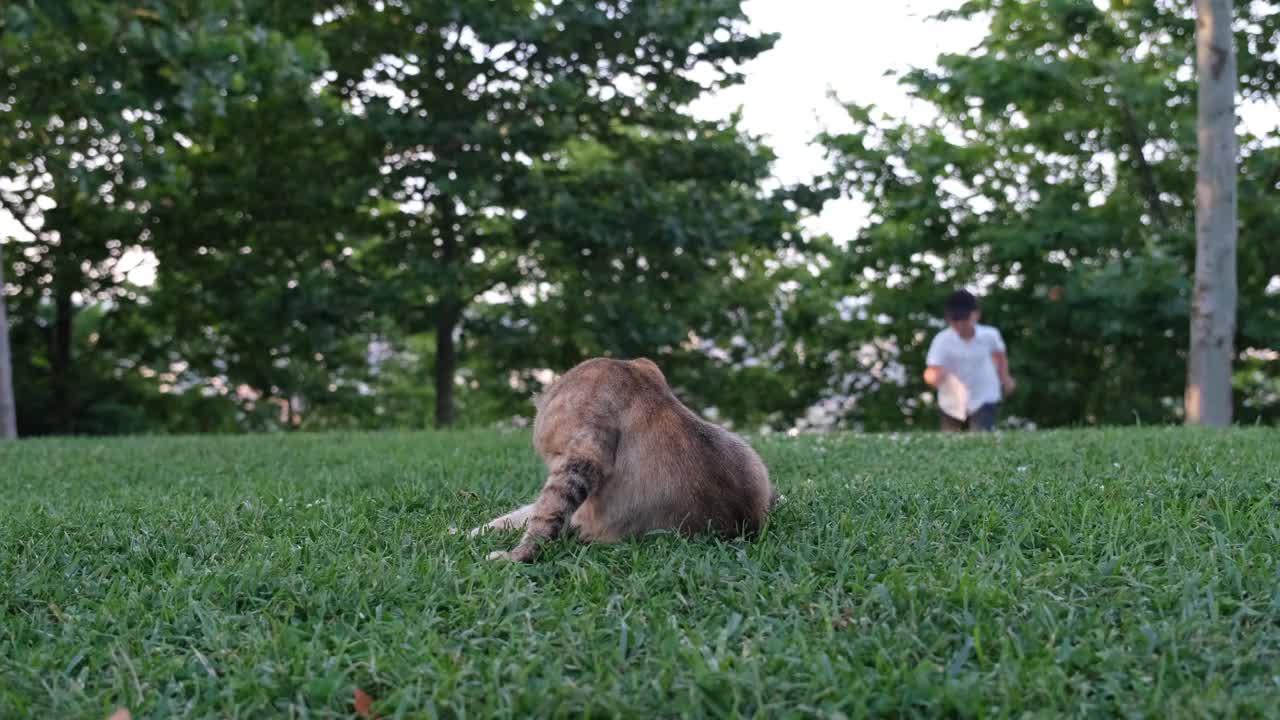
[813,0,1279,428]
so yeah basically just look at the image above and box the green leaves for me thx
[10,0,1271,434]
[303,0,797,426]
[0,1,377,434]
[2,0,810,434]
[816,0,1280,428]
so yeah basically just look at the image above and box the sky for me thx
[688,0,989,240]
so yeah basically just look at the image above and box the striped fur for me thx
[489,459,604,562]
[474,357,777,563]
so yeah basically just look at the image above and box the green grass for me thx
[2,428,1279,719]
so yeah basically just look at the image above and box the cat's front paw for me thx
[486,546,535,563]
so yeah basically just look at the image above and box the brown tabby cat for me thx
[471,357,778,562]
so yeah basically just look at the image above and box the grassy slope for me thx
[1,428,1278,719]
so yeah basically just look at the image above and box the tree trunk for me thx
[434,211,460,429]
[52,284,76,434]
[0,244,17,439]
[434,299,459,428]
[1186,0,1238,427]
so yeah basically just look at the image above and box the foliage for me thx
[465,126,822,428]
[3,428,1279,715]
[310,0,795,426]
[4,0,1278,435]
[815,0,1280,428]
[0,0,360,433]
[2,0,817,435]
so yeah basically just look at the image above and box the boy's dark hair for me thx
[944,289,979,321]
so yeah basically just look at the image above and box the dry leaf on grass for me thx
[354,688,379,719]
[832,607,854,631]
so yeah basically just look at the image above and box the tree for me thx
[315,0,783,427]
[815,0,1280,429]
[461,121,817,418]
[2,1,812,435]
[0,1,358,434]
[0,241,15,439]
[1186,0,1238,427]
[133,45,383,433]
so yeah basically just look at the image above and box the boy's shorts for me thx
[940,403,999,432]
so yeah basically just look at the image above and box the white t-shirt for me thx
[926,324,1006,420]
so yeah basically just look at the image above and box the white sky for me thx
[689,0,989,240]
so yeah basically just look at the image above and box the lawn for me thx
[2,427,1278,719]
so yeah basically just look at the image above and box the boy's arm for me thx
[990,329,1016,393]
[923,365,947,386]
[924,334,946,386]
[992,350,1012,379]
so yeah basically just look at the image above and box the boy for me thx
[923,290,1016,432]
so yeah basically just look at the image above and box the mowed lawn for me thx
[2,428,1278,719]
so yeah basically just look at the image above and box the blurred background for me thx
[1,0,1277,437]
